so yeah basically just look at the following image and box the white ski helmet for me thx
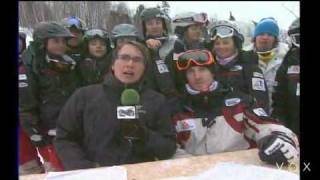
[172,12,209,27]
[209,20,244,48]
[172,12,209,37]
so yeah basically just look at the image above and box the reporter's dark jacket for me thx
[54,72,176,170]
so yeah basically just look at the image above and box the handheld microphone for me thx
[118,89,143,140]
[121,89,140,106]
[117,89,140,119]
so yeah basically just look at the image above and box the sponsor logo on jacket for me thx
[287,65,300,74]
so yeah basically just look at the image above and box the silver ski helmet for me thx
[140,7,171,37]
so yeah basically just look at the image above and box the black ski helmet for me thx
[111,24,140,46]
[288,18,299,47]
[33,22,74,43]
[19,32,27,53]
[82,28,111,56]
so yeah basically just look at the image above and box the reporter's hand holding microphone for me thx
[118,88,147,142]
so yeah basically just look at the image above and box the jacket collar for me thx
[102,72,145,97]
[258,42,289,70]
[184,81,231,110]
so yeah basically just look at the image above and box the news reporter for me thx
[54,41,176,170]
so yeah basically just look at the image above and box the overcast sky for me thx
[122,1,299,30]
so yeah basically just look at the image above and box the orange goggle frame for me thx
[176,49,215,71]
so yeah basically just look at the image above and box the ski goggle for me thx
[85,29,108,39]
[173,13,208,24]
[66,17,83,29]
[46,54,76,73]
[290,33,300,47]
[211,26,235,40]
[176,49,214,71]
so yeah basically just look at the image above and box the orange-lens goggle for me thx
[176,49,215,71]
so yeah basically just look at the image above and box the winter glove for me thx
[120,120,148,142]
[257,131,299,165]
[145,39,162,50]
[30,134,53,147]
[30,129,56,148]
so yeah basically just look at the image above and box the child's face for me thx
[46,37,67,55]
[88,38,107,58]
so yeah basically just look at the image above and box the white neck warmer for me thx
[185,81,218,95]
[216,50,239,66]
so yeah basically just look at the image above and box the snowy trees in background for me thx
[19,2,54,28]
[18,1,130,32]
[85,1,112,30]
[19,1,157,38]
[19,1,291,46]
[133,4,145,38]
[161,1,170,17]
[106,2,132,33]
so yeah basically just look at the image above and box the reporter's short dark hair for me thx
[112,41,150,66]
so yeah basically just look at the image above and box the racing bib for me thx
[252,78,266,91]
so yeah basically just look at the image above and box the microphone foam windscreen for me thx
[121,89,140,105]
